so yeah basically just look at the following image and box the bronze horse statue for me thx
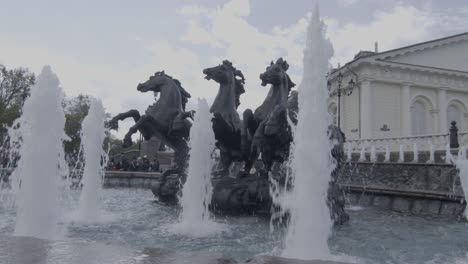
[242,58,296,175]
[203,60,245,176]
[109,71,193,173]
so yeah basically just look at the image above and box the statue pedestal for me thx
[140,136,161,159]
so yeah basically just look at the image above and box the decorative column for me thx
[401,83,411,136]
[360,80,372,139]
[437,88,448,133]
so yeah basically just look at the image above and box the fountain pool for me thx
[1,188,468,263]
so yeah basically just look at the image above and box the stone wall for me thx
[103,171,160,189]
[338,160,466,216]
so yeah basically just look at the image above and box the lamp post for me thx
[328,72,356,129]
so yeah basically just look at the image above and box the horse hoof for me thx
[108,120,119,130]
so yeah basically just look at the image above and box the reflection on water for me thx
[1,188,468,263]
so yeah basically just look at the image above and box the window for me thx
[411,100,427,135]
[447,104,462,129]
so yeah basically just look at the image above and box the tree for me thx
[0,65,35,143]
[63,94,92,158]
[63,94,119,161]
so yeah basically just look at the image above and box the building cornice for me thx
[373,32,468,61]
[347,61,468,93]
[328,32,468,81]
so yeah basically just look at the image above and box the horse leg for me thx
[123,115,153,148]
[242,109,259,174]
[261,148,275,178]
[109,109,141,130]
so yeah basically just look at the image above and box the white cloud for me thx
[326,4,436,66]
[2,0,467,140]
[337,0,359,6]
[177,0,309,113]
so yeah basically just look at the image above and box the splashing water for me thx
[77,98,107,222]
[280,6,335,260]
[174,98,223,236]
[370,145,377,163]
[10,66,68,239]
[398,145,405,163]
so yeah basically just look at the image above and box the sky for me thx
[1,0,467,137]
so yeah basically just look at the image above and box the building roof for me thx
[330,31,468,75]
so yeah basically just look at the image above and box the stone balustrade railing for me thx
[346,131,468,153]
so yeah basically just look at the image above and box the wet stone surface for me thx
[0,236,237,264]
[0,236,351,264]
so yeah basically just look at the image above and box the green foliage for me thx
[63,94,92,156]
[0,65,35,142]
[63,94,121,158]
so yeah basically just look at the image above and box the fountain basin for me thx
[1,188,468,263]
[0,236,352,264]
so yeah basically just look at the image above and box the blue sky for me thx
[1,0,467,136]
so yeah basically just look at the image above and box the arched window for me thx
[447,103,462,129]
[411,100,428,135]
[328,103,337,125]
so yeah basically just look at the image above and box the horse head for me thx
[259,58,295,91]
[137,71,169,93]
[137,71,191,111]
[203,60,245,110]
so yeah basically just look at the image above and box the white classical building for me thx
[327,32,468,150]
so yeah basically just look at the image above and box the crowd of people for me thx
[108,155,160,172]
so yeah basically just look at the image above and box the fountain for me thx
[3,5,467,264]
[398,144,405,163]
[427,142,435,163]
[359,147,366,162]
[412,143,419,163]
[370,145,377,163]
[174,98,221,236]
[281,6,334,260]
[384,145,390,162]
[9,66,68,239]
[77,98,107,222]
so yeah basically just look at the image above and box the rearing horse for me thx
[109,71,193,172]
[242,58,296,173]
[203,60,245,176]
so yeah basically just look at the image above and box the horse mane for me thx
[270,58,296,92]
[154,71,192,111]
[222,60,246,107]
